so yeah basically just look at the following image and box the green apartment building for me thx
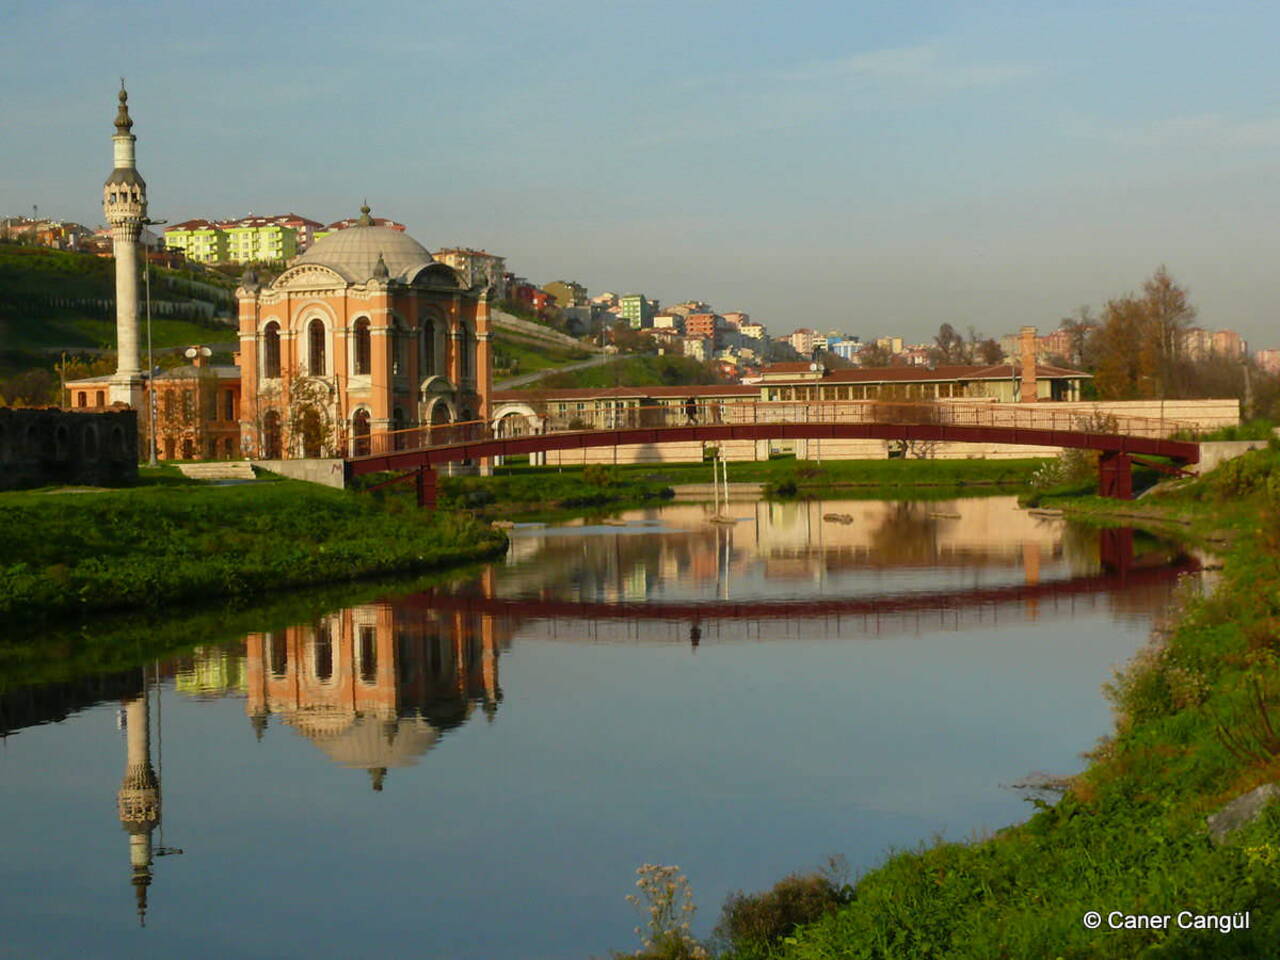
[222,217,298,263]
[163,219,229,263]
[619,293,655,329]
[164,216,300,264]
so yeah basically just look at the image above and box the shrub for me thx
[713,865,852,958]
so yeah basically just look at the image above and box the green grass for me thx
[537,354,721,389]
[0,244,235,352]
[356,466,675,518]
[493,331,591,378]
[0,564,485,694]
[491,457,1046,489]
[0,480,505,622]
[721,446,1280,959]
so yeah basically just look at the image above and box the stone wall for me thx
[255,457,346,489]
[0,408,139,490]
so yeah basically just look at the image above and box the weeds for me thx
[616,864,708,960]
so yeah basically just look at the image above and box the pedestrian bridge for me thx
[343,400,1202,505]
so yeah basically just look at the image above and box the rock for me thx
[823,513,854,524]
[1207,783,1280,844]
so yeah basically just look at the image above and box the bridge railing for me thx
[347,400,1201,459]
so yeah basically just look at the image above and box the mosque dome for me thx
[293,205,434,283]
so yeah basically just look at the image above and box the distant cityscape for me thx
[4,210,1275,381]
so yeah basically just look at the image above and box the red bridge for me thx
[343,401,1201,506]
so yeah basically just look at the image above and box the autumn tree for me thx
[1142,266,1196,392]
[858,341,894,367]
[1058,307,1098,369]
[1089,268,1196,400]
[929,323,969,365]
[975,338,1004,365]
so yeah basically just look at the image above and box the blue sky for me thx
[4,0,1280,345]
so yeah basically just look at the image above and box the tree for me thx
[1143,266,1195,387]
[928,323,969,365]
[1089,268,1196,400]
[858,342,894,368]
[975,338,1004,365]
[1058,307,1097,370]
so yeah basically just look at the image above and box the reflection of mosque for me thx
[244,583,511,790]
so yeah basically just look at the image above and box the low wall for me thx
[255,458,346,488]
[544,442,704,466]
[1042,399,1239,431]
[1197,440,1271,474]
[0,408,138,490]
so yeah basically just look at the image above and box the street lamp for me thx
[141,218,167,466]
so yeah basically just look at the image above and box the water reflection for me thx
[0,496,1203,957]
[242,577,506,790]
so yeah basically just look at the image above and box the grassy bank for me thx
[354,466,676,518]
[692,446,1280,959]
[0,564,485,694]
[495,457,1044,488]
[0,479,506,623]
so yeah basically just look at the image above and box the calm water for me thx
[0,496,1193,959]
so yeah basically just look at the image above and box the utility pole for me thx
[140,217,167,466]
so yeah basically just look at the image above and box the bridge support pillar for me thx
[1098,451,1133,500]
[416,466,438,509]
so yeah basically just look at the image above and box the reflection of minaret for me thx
[117,690,160,926]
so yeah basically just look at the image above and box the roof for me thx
[494,384,758,403]
[811,363,1090,384]
[762,362,817,373]
[166,218,222,231]
[292,219,435,283]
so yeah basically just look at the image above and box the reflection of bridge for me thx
[400,549,1197,630]
[344,401,1201,505]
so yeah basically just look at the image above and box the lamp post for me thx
[140,218,167,466]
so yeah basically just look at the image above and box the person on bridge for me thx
[685,396,698,425]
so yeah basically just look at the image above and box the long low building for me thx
[490,359,1238,465]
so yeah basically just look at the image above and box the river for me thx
[0,495,1193,959]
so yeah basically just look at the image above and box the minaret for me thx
[117,692,160,926]
[103,82,148,408]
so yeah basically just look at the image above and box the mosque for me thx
[69,84,494,460]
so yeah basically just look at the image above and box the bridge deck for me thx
[344,400,1200,478]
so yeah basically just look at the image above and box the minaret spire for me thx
[103,81,148,408]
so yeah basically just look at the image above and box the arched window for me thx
[392,320,407,377]
[314,623,333,682]
[95,390,105,406]
[301,407,324,458]
[262,409,282,459]
[308,319,326,376]
[359,626,378,684]
[263,321,281,378]
[458,325,471,382]
[224,390,236,421]
[268,633,288,678]
[421,318,436,376]
[353,318,371,375]
[353,408,371,456]
[76,392,87,407]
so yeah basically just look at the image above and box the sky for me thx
[4,0,1280,346]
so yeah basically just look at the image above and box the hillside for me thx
[0,245,237,355]
[536,354,727,389]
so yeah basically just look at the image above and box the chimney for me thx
[1019,326,1038,403]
